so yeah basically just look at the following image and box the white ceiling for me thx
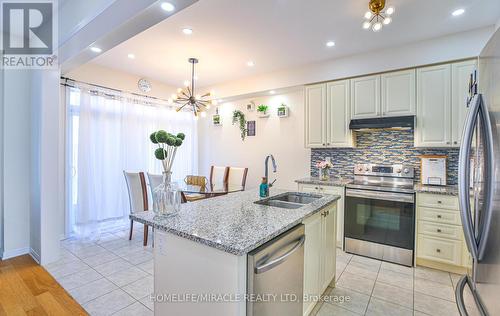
[91,0,500,88]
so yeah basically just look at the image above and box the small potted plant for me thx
[257,104,269,118]
[316,159,333,181]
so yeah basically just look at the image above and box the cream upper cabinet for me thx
[350,75,381,119]
[451,60,477,146]
[305,83,327,148]
[415,64,452,147]
[327,80,354,147]
[381,69,416,116]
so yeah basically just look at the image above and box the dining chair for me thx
[227,167,249,191]
[123,171,151,246]
[210,166,229,191]
[147,173,188,204]
[184,175,208,202]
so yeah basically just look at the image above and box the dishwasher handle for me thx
[255,235,305,274]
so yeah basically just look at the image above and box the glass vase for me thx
[152,171,181,217]
[319,168,330,181]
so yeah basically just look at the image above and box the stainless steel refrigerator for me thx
[456,27,500,316]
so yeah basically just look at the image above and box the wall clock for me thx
[138,78,152,93]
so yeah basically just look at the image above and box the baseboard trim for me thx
[416,258,468,274]
[30,248,41,264]
[1,247,30,260]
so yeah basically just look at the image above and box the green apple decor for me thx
[149,130,185,217]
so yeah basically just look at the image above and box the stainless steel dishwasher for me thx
[247,224,305,316]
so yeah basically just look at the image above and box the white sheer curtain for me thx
[66,85,197,239]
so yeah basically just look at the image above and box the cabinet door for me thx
[327,80,354,147]
[381,69,416,116]
[305,84,327,148]
[415,64,452,147]
[303,212,322,316]
[350,75,381,119]
[319,186,344,248]
[451,60,477,146]
[321,205,336,291]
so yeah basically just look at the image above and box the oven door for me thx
[345,189,415,250]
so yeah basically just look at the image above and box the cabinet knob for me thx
[437,215,442,219]
[437,229,442,233]
[454,141,458,145]
[436,249,441,253]
[446,141,451,145]
[314,186,319,190]
[437,200,442,204]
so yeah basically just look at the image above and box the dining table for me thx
[176,182,244,198]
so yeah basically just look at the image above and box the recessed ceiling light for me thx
[326,41,335,47]
[270,90,276,95]
[182,28,193,35]
[452,8,465,16]
[90,46,102,53]
[161,2,175,12]
[247,60,255,67]
[127,53,135,59]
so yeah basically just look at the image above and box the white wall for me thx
[205,26,494,98]
[66,63,177,99]
[198,89,309,190]
[0,66,3,256]
[2,70,32,259]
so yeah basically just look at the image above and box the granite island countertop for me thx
[413,183,459,196]
[130,189,340,256]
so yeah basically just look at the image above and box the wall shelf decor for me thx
[257,104,270,118]
[246,101,256,112]
[213,107,222,126]
[277,104,289,118]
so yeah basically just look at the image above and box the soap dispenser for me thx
[259,177,269,198]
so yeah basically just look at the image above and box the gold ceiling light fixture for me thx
[362,0,395,32]
[173,58,217,118]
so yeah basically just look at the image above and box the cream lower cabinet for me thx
[416,193,468,273]
[298,183,344,248]
[302,204,337,316]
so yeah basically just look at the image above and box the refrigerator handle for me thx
[459,94,481,260]
[476,95,495,261]
[455,275,487,316]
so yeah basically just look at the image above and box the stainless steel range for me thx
[344,164,415,266]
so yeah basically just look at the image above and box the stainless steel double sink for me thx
[254,192,322,209]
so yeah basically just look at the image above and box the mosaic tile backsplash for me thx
[311,129,459,185]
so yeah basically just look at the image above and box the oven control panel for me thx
[354,164,414,178]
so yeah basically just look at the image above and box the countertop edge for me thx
[130,195,341,256]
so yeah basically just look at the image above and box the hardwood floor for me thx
[0,255,88,315]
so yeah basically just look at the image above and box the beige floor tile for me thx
[414,266,452,285]
[94,258,134,277]
[350,255,382,269]
[69,278,117,304]
[139,295,154,311]
[377,269,413,290]
[106,267,149,287]
[380,261,414,276]
[366,297,413,316]
[83,289,135,316]
[112,301,153,316]
[337,271,375,295]
[415,277,455,302]
[414,292,460,316]
[82,251,120,267]
[372,282,413,309]
[344,261,379,280]
[326,286,370,314]
[122,276,154,300]
[317,302,361,316]
[57,268,103,290]
[136,259,154,275]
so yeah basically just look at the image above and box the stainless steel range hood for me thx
[349,116,415,130]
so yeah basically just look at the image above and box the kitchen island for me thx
[130,189,339,316]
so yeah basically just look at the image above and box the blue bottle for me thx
[259,177,269,198]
